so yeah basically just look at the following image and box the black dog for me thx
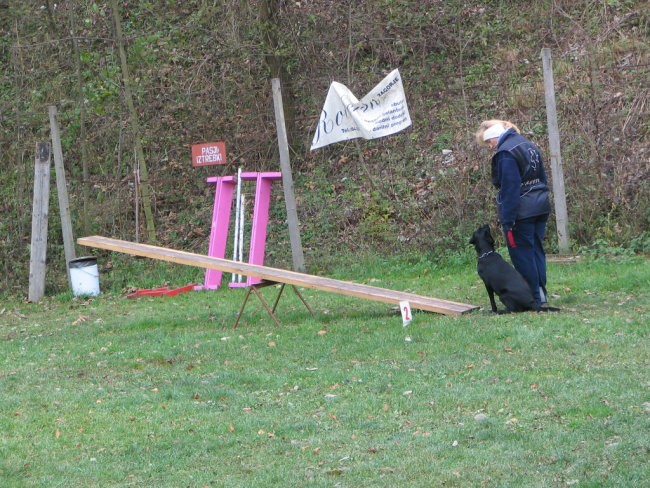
[469,224,558,313]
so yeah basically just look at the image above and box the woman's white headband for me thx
[483,124,506,141]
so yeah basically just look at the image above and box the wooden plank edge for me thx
[78,236,478,315]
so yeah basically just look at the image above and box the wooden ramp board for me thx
[78,236,477,316]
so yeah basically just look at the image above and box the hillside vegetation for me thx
[1,0,648,295]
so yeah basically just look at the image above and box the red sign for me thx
[192,142,226,167]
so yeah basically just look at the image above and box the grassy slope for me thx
[1,1,648,296]
[1,254,648,487]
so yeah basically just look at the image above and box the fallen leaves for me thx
[72,316,88,325]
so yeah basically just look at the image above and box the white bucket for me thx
[69,256,100,297]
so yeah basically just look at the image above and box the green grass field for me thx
[1,254,648,487]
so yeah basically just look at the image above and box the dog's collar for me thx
[478,250,495,260]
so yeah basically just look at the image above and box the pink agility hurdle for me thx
[197,171,282,290]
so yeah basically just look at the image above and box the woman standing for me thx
[476,119,551,307]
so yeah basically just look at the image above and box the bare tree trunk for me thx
[259,0,297,153]
[109,0,157,242]
[43,0,57,33]
[9,20,26,291]
[345,2,377,191]
[66,6,92,236]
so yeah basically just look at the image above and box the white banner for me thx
[310,69,412,150]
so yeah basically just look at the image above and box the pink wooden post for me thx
[197,171,282,290]
[197,176,236,289]
[230,172,280,287]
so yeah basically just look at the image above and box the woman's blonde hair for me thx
[475,119,520,146]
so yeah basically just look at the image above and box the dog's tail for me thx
[536,306,561,313]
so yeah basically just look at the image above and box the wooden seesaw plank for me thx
[78,236,477,315]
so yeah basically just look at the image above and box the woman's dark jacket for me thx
[491,129,551,230]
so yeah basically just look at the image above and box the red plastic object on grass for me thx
[126,284,196,299]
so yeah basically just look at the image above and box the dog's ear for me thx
[470,227,482,245]
[486,229,495,247]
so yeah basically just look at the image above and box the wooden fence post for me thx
[272,78,306,273]
[29,142,52,302]
[49,105,77,286]
[541,47,571,254]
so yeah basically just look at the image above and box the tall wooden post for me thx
[271,78,305,272]
[49,105,77,286]
[541,48,571,254]
[29,143,52,302]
